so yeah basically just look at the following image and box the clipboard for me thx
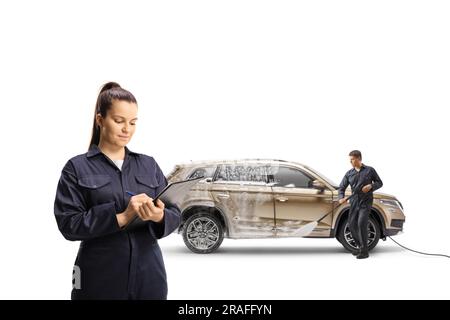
[124,176,204,230]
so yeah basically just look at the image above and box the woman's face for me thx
[96,99,138,148]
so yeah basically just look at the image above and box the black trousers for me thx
[348,201,371,251]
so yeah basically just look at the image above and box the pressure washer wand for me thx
[293,193,355,237]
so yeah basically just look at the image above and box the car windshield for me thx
[304,165,339,188]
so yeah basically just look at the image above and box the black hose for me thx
[388,236,450,259]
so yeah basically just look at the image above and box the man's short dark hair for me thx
[349,150,362,159]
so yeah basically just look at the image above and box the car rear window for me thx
[215,165,267,183]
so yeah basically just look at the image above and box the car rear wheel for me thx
[337,215,380,253]
[182,213,224,254]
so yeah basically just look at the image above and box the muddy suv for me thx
[167,159,405,254]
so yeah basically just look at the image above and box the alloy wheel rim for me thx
[343,220,377,249]
[186,217,219,250]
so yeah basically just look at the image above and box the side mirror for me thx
[199,177,212,183]
[312,180,326,191]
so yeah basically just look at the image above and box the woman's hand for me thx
[116,193,165,227]
[116,206,137,228]
[137,196,165,223]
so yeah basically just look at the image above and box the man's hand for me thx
[338,197,349,205]
[362,184,373,193]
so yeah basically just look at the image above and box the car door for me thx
[210,164,275,238]
[269,166,334,237]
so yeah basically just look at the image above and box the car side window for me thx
[188,167,216,179]
[269,166,312,188]
[215,165,267,183]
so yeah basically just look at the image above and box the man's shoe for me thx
[356,250,369,259]
[351,247,360,256]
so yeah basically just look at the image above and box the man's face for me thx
[349,155,362,168]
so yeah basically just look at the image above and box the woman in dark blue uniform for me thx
[54,82,181,299]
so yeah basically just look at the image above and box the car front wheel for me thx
[337,215,380,253]
[182,213,224,254]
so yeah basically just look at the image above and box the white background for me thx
[0,0,449,299]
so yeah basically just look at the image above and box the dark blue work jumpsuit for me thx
[338,164,383,251]
[54,144,181,300]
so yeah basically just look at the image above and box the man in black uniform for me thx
[338,150,383,259]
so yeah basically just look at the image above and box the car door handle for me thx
[217,193,230,199]
[276,196,288,202]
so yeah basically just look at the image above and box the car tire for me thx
[182,212,224,254]
[337,215,380,253]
